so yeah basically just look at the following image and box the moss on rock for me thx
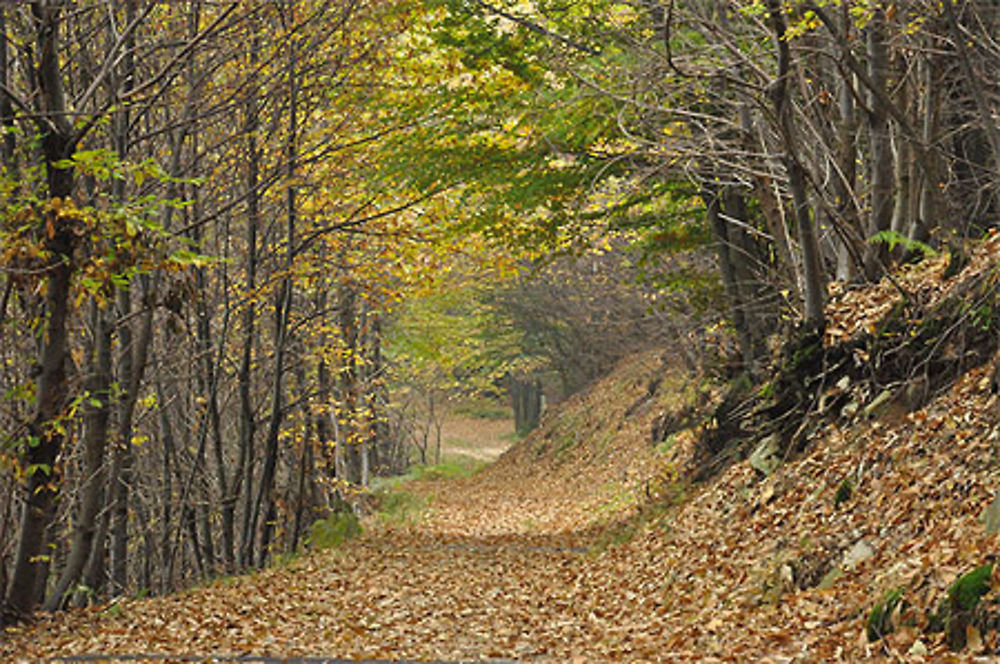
[928,563,994,651]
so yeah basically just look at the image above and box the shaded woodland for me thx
[1,0,999,629]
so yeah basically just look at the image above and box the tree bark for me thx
[863,6,894,279]
[237,22,261,570]
[3,1,77,624]
[766,0,825,330]
[252,14,298,565]
[43,306,111,611]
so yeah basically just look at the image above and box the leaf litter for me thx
[4,235,1000,662]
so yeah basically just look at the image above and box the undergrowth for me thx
[405,459,485,482]
[372,490,427,527]
[306,511,362,551]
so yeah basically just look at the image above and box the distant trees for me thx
[491,247,687,396]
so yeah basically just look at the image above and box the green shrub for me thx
[306,511,361,551]
[368,489,428,528]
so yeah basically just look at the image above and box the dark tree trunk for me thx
[766,0,826,330]
[3,2,76,624]
[833,4,860,281]
[863,6,894,279]
[705,188,755,370]
[43,306,111,611]
[109,0,141,598]
[237,25,261,570]
[512,377,542,437]
[338,283,362,484]
[252,18,297,565]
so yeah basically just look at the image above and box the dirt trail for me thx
[1,452,632,663]
[10,246,1000,661]
[1,352,680,663]
[2,530,603,662]
[438,415,516,463]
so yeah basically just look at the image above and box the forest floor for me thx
[5,236,1000,662]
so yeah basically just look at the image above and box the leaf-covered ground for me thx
[4,236,1000,662]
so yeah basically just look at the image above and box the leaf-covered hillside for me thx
[5,233,1000,661]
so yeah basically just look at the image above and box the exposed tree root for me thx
[696,263,1000,480]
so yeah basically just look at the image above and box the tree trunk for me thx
[917,53,941,244]
[338,283,362,484]
[155,377,175,595]
[766,0,825,330]
[863,6,894,279]
[237,23,261,570]
[833,5,860,282]
[705,188,755,369]
[3,2,76,625]
[108,0,141,598]
[252,17,298,565]
[0,7,16,175]
[512,377,543,437]
[43,306,111,611]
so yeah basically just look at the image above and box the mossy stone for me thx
[950,564,993,612]
[935,563,994,651]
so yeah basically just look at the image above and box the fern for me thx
[870,230,937,258]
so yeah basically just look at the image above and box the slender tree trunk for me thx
[108,0,141,598]
[109,289,133,597]
[155,377,175,595]
[290,358,314,552]
[721,188,767,367]
[705,188,755,368]
[863,6,894,279]
[237,24,261,570]
[0,7,16,175]
[833,6,860,281]
[766,0,825,330]
[338,283,362,484]
[44,306,111,611]
[107,264,153,595]
[917,54,941,243]
[252,15,298,565]
[365,312,389,474]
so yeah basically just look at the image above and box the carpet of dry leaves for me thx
[3,235,1000,663]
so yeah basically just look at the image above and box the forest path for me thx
[5,355,680,663]
[437,415,516,463]
[2,432,639,663]
[2,528,614,663]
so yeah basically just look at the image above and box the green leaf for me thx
[26,463,52,478]
[168,249,213,267]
